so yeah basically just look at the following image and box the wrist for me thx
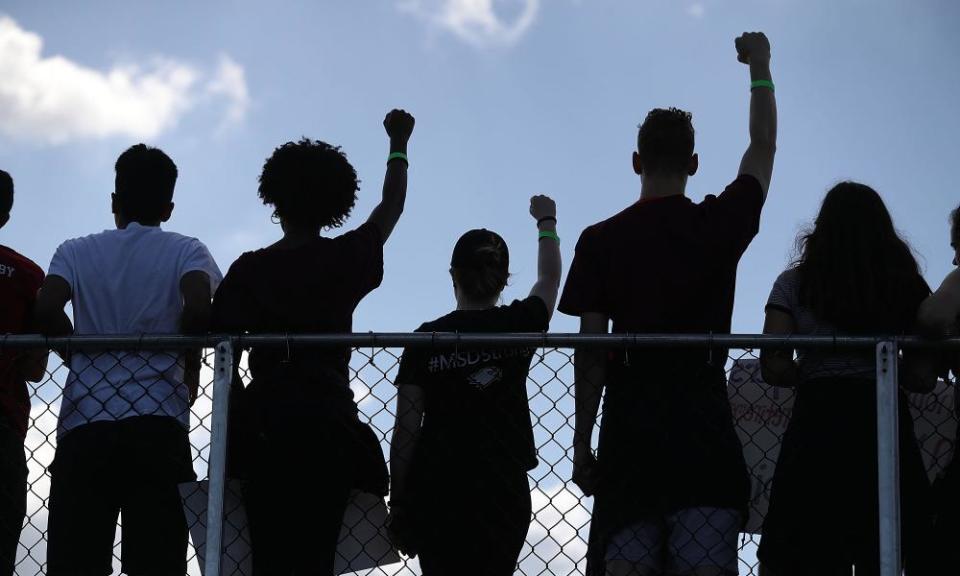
[389,138,408,155]
[749,59,772,80]
[536,217,557,231]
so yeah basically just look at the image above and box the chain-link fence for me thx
[0,334,956,575]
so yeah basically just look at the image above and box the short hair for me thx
[114,144,178,223]
[0,170,12,215]
[258,138,359,230]
[952,203,960,239]
[637,107,695,176]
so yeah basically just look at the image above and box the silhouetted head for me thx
[112,144,177,227]
[258,138,359,232]
[0,169,12,229]
[951,203,960,267]
[632,107,698,180]
[794,182,928,333]
[450,229,510,306]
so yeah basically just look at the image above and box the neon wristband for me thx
[751,79,775,92]
[538,230,560,243]
[387,152,409,165]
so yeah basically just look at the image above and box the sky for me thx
[2,2,958,573]
[2,0,959,336]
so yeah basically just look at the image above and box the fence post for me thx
[876,340,901,576]
[205,340,234,576]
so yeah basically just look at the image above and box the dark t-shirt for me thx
[395,296,549,476]
[558,176,762,521]
[211,222,384,405]
[0,245,44,439]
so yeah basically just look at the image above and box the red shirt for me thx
[558,175,763,336]
[0,244,44,439]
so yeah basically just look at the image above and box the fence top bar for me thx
[2,333,960,350]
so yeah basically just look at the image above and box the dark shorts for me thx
[0,415,26,576]
[46,416,196,576]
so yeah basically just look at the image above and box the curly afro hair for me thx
[258,138,360,230]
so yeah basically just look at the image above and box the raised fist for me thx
[735,32,771,65]
[529,195,557,222]
[384,109,415,142]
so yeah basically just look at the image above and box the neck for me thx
[456,297,498,311]
[276,222,322,247]
[639,174,687,201]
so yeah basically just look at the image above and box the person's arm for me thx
[33,275,73,338]
[180,270,213,406]
[759,308,801,388]
[571,312,608,496]
[528,195,561,319]
[735,32,777,200]
[918,268,960,336]
[388,383,425,556]
[367,109,415,244]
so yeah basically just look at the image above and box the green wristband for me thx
[387,152,409,165]
[538,230,560,243]
[751,79,775,92]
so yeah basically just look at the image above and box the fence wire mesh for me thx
[0,336,955,575]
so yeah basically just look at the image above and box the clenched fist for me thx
[735,32,771,65]
[384,109,415,142]
[529,195,557,223]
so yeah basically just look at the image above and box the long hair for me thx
[793,182,928,333]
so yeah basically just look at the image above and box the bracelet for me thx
[387,152,409,166]
[537,216,557,227]
[750,79,775,92]
[538,230,560,243]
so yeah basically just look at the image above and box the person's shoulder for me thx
[0,245,43,280]
[775,266,800,286]
[701,174,764,206]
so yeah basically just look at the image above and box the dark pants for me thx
[417,468,532,576]
[0,416,26,576]
[46,416,196,576]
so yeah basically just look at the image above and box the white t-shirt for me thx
[48,223,222,436]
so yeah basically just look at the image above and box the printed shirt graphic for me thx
[395,296,549,474]
[0,245,44,439]
[47,224,222,437]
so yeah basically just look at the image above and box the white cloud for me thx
[686,3,706,18]
[400,0,540,48]
[0,15,250,145]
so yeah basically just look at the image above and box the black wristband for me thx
[537,216,557,227]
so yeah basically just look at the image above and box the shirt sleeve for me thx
[394,323,431,389]
[766,268,798,317]
[503,296,550,332]
[703,174,765,260]
[338,222,385,306]
[210,256,256,334]
[557,225,607,317]
[181,239,223,294]
[47,241,76,293]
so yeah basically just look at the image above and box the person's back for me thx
[561,32,777,576]
[33,144,221,576]
[0,169,45,576]
[210,109,414,576]
[53,224,219,431]
[389,197,563,576]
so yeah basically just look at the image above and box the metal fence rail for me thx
[0,334,956,576]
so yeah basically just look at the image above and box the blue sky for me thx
[1,0,959,335]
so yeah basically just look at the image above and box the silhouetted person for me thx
[33,145,221,576]
[560,32,777,576]
[757,183,933,576]
[210,109,415,575]
[911,202,960,575]
[387,195,562,576]
[0,170,46,576]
